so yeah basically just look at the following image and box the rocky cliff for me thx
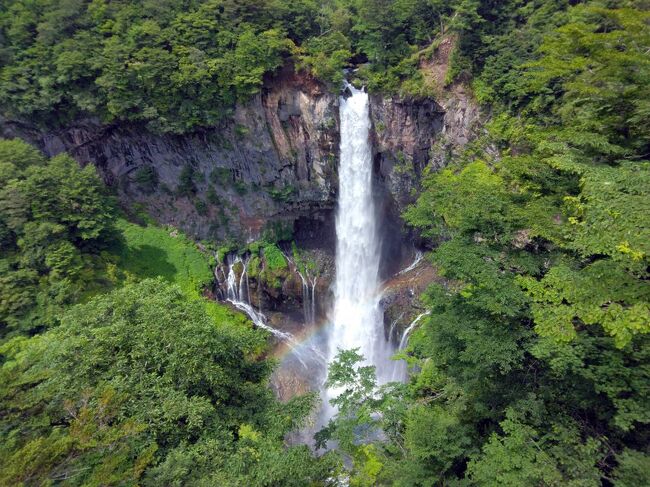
[1,59,481,407]
[1,67,339,242]
[1,62,479,248]
[371,82,481,214]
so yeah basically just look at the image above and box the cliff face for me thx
[2,68,339,242]
[371,83,481,212]
[368,83,481,278]
[1,66,479,246]
[1,63,480,363]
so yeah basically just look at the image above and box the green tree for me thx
[466,407,602,486]
[0,139,115,335]
[0,279,337,485]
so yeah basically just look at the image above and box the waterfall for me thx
[225,255,289,339]
[388,313,405,343]
[397,312,429,351]
[310,278,317,326]
[298,272,318,326]
[225,255,241,301]
[324,84,394,413]
[398,250,424,276]
[283,250,318,326]
[222,254,325,368]
[391,312,429,381]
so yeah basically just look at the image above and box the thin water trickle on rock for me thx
[391,311,429,381]
[222,254,326,370]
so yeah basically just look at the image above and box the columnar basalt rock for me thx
[1,65,479,246]
[1,67,340,241]
[369,86,481,215]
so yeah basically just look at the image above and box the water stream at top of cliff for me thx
[323,84,396,418]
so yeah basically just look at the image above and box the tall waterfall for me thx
[325,85,394,410]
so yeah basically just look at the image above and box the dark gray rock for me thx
[1,66,481,247]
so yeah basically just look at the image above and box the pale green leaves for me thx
[565,162,650,270]
[520,261,650,347]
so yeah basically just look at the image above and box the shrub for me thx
[177,165,196,197]
[262,243,287,271]
[134,166,159,193]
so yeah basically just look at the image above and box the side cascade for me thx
[223,254,292,341]
[390,312,430,381]
[283,251,319,326]
[298,270,318,326]
[216,254,326,369]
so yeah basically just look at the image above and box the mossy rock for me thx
[260,266,289,290]
[248,256,261,279]
[262,244,287,271]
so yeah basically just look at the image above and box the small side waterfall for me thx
[297,271,318,325]
[397,312,429,351]
[391,311,429,381]
[283,251,318,326]
[388,312,405,343]
[324,84,395,416]
[398,250,424,276]
[221,254,326,368]
[224,255,292,341]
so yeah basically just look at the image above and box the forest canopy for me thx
[0,138,340,484]
[0,0,476,132]
[0,0,649,485]
[315,1,650,484]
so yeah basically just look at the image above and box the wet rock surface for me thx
[380,250,444,344]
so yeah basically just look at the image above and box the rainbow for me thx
[269,316,332,366]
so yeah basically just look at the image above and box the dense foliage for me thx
[0,140,115,336]
[1,0,649,485]
[0,0,299,132]
[0,0,479,132]
[0,280,336,485]
[0,139,339,484]
[319,1,650,485]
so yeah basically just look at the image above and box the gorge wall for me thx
[1,65,480,250]
[2,62,481,379]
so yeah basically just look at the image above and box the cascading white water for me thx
[325,84,394,412]
[388,312,405,343]
[222,254,326,368]
[391,311,429,381]
[398,250,424,276]
[284,251,318,326]
[297,271,318,326]
[225,255,291,340]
